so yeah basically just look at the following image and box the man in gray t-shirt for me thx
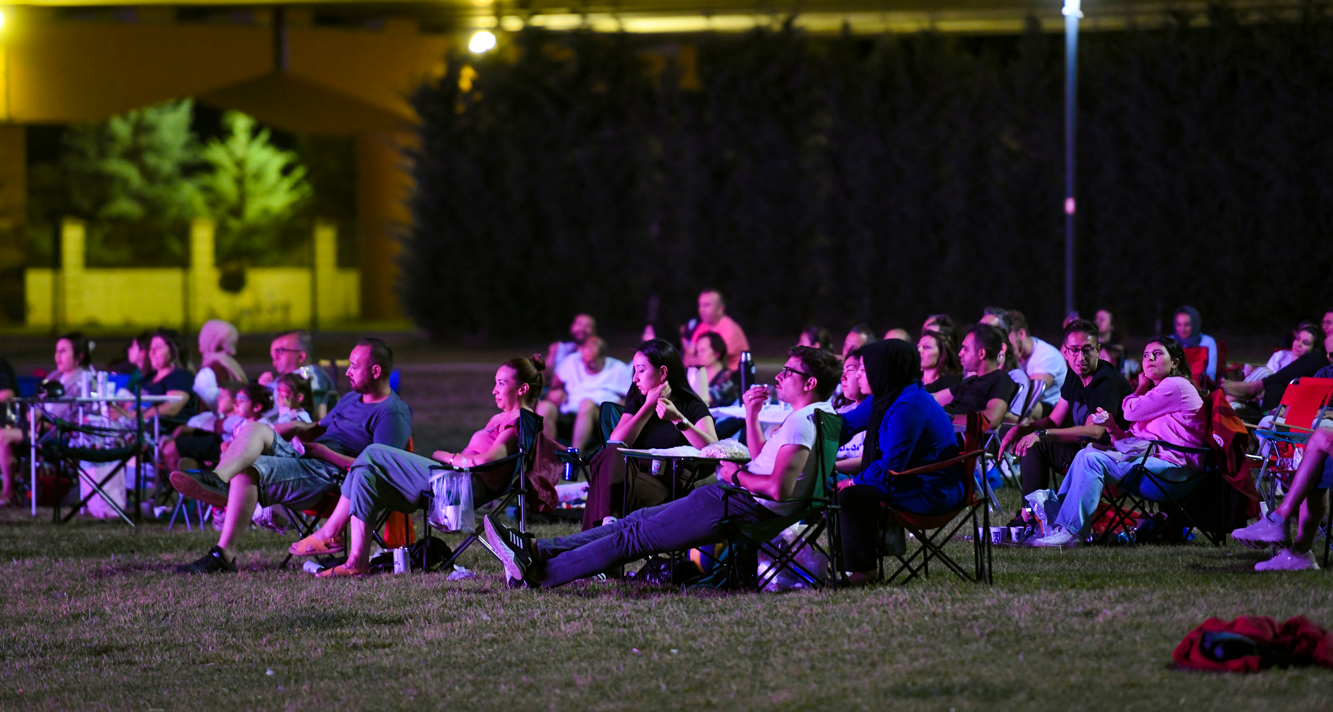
[171,338,412,574]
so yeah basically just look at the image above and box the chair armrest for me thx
[1148,439,1209,455]
[426,451,522,474]
[888,449,985,477]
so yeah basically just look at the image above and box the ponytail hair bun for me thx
[502,353,546,404]
[530,352,546,372]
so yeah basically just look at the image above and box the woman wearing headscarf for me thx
[835,339,965,584]
[194,320,248,410]
[1173,306,1218,381]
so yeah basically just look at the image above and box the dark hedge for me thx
[401,8,1333,341]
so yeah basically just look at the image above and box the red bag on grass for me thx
[1173,616,1333,672]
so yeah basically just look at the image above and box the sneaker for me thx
[483,514,531,587]
[1231,512,1289,549]
[169,470,230,509]
[1028,527,1082,548]
[174,546,237,574]
[1255,548,1319,572]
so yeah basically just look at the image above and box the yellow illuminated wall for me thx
[26,218,360,330]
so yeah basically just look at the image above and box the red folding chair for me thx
[878,412,990,584]
[1252,378,1333,511]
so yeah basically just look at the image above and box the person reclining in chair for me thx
[933,324,1015,430]
[290,354,546,578]
[482,346,840,589]
[170,338,412,574]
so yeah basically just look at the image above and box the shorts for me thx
[249,434,343,510]
[1320,457,1333,491]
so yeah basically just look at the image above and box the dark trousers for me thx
[1019,440,1084,497]
[580,447,674,531]
[837,485,887,573]
[540,484,773,588]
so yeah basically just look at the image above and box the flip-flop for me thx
[315,564,369,579]
[288,534,346,557]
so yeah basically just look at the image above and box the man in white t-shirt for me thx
[1007,310,1067,419]
[483,346,841,588]
[538,336,631,451]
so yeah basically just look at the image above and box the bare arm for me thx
[834,456,862,474]
[934,389,954,406]
[981,397,1009,431]
[721,444,810,501]
[301,442,356,470]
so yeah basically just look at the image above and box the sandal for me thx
[315,564,369,579]
[288,534,346,557]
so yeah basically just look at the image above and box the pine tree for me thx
[198,112,312,268]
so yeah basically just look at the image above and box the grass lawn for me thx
[1,507,1330,711]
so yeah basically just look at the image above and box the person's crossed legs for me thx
[171,420,278,573]
[1233,427,1333,571]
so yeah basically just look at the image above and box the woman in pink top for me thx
[1030,336,1207,547]
[290,354,545,577]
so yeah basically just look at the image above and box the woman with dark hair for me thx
[921,314,954,338]
[1094,309,1126,368]
[581,339,718,530]
[688,332,738,406]
[1030,336,1207,547]
[1223,322,1330,413]
[114,329,196,423]
[918,329,962,394]
[292,354,547,576]
[0,332,95,505]
[835,339,965,584]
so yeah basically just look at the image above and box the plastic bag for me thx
[756,524,828,592]
[1024,489,1063,537]
[428,469,474,532]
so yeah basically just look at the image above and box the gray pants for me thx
[344,444,503,523]
[535,484,774,588]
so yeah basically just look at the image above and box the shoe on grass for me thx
[315,564,369,578]
[1029,527,1082,548]
[1255,548,1319,572]
[1231,512,1288,548]
[174,546,237,574]
[483,514,531,587]
[169,470,230,509]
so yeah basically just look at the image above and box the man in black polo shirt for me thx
[935,324,1016,429]
[1000,319,1133,498]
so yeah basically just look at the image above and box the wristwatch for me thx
[674,420,689,432]
[730,471,741,486]
[1035,429,1049,440]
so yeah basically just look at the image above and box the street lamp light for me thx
[469,30,497,54]
[1063,0,1081,318]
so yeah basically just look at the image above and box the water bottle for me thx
[563,447,579,482]
[738,351,756,393]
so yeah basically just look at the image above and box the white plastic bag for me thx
[756,523,828,591]
[428,469,474,532]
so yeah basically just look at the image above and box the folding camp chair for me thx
[986,379,1047,494]
[433,409,543,569]
[1250,377,1333,511]
[280,490,344,569]
[1096,393,1253,546]
[43,415,148,526]
[879,411,989,584]
[717,410,842,590]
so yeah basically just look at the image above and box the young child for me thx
[221,383,274,451]
[274,373,314,425]
[163,381,245,475]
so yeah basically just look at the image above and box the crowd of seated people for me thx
[7,292,1333,584]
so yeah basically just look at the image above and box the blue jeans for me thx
[1053,448,1199,536]
[535,484,773,588]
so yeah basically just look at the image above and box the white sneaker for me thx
[1029,527,1082,548]
[1255,548,1319,572]
[1231,512,1288,549]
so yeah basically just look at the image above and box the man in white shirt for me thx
[484,346,840,589]
[1007,310,1067,420]
[538,336,631,451]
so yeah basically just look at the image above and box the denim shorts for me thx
[250,434,343,510]
[1320,457,1333,490]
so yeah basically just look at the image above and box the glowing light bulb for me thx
[469,31,496,54]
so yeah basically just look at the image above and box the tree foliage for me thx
[403,9,1333,341]
[199,111,313,267]
[27,99,202,266]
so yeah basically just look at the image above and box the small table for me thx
[617,447,750,583]
[709,403,792,438]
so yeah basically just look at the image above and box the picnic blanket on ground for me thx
[1174,616,1333,672]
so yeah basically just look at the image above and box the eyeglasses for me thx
[1062,345,1099,357]
[779,365,813,379]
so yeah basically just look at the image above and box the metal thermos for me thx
[563,447,579,481]
[96,371,108,398]
[738,351,756,393]
[79,371,93,398]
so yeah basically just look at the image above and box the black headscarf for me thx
[861,339,923,465]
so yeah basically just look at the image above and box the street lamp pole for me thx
[1063,0,1081,318]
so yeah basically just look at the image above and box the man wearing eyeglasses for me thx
[258,330,336,420]
[999,319,1133,502]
